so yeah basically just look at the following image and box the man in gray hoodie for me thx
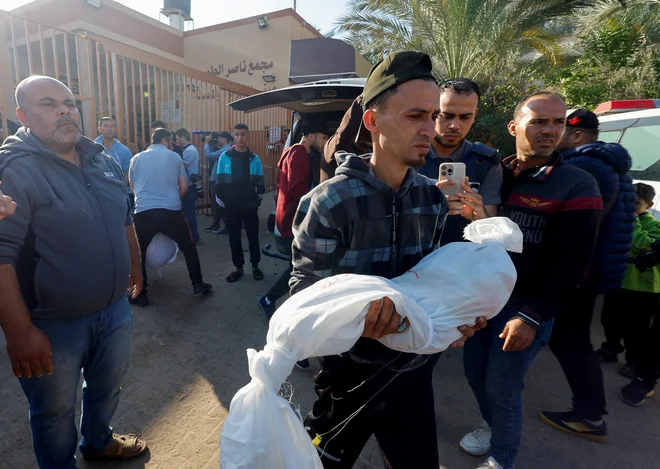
[0,76,147,468]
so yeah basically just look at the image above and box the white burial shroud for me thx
[220,217,523,469]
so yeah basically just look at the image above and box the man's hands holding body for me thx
[362,296,487,347]
[435,178,539,353]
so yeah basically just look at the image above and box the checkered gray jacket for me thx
[290,153,448,369]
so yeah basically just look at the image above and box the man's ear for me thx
[573,130,583,144]
[16,107,28,127]
[507,120,517,137]
[649,201,654,209]
[363,108,378,133]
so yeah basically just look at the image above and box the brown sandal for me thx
[82,433,148,460]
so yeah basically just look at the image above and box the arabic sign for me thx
[207,60,275,78]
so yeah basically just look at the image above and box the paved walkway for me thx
[1,204,658,469]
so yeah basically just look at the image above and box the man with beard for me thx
[457,92,602,469]
[290,51,485,469]
[258,117,329,328]
[0,76,147,468]
[418,78,502,245]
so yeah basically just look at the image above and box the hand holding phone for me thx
[438,162,466,196]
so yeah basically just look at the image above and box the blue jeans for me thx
[19,297,132,469]
[181,188,200,242]
[463,306,553,469]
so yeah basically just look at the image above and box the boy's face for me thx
[635,196,653,216]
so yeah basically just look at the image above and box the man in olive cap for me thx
[290,51,485,468]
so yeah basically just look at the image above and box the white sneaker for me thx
[460,420,491,456]
[476,456,504,469]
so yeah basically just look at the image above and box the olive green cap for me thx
[361,51,436,110]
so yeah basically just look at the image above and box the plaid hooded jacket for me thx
[290,152,448,369]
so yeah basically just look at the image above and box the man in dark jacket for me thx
[418,78,502,245]
[456,93,602,469]
[291,51,484,469]
[540,108,635,440]
[216,123,266,282]
[0,76,147,467]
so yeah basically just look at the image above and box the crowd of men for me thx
[0,46,658,469]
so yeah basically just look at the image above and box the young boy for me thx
[215,123,265,282]
[598,183,660,404]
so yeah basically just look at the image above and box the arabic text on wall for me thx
[207,60,275,78]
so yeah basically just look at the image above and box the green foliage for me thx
[332,0,593,81]
[550,17,660,109]
[333,0,660,148]
[470,82,536,156]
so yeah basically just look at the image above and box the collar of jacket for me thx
[502,151,563,181]
[7,127,104,161]
[335,152,419,196]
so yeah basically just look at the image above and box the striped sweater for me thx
[500,152,603,327]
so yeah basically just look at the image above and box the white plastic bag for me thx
[145,233,179,270]
[220,218,522,469]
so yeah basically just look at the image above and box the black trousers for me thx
[133,209,204,290]
[225,207,260,268]
[266,237,293,304]
[549,288,607,420]
[636,312,660,386]
[601,289,660,364]
[209,182,225,228]
[305,355,439,469]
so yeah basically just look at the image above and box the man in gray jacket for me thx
[0,76,147,468]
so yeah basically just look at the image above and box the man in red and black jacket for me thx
[452,92,602,469]
[258,118,329,323]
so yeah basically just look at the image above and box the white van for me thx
[595,100,660,218]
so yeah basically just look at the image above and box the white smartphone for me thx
[439,162,466,196]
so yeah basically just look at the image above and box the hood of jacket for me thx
[563,141,632,174]
[334,151,420,197]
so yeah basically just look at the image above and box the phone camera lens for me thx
[447,169,453,175]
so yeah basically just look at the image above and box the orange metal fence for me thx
[0,11,291,209]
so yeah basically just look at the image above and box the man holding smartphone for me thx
[291,51,486,469]
[419,78,502,245]
[450,92,602,469]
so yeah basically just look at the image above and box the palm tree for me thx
[578,0,660,43]
[332,0,597,81]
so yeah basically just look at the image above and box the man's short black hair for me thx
[636,182,656,205]
[174,128,191,141]
[151,128,171,145]
[151,120,166,129]
[565,126,599,140]
[367,77,437,111]
[513,91,565,121]
[98,116,115,127]
[439,78,481,100]
[234,123,249,132]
